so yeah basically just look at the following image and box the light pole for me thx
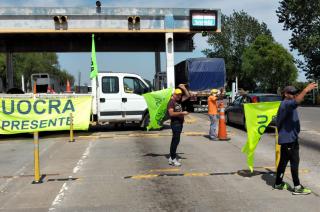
[315,65,320,104]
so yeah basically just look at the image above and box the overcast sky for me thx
[0,0,306,84]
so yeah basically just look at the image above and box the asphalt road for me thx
[0,107,319,211]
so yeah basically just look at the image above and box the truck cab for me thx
[93,72,151,126]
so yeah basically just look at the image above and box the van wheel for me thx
[140,113,150,130]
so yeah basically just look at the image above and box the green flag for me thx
[143,88,172,130]
[90,34,98,79]
[242,101,281,172]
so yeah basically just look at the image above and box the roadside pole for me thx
[231,82,236,102]
[21,75,25,92]
[235,77,238,95]
[313,88,315,105]
[32,131,41,184]
[165,32,175,89]
[32,83,42,183]
[69,113,75,142]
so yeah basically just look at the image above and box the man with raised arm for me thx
[274,82,318,195]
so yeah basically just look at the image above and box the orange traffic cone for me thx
[33,81,37,94]
[66,80,71,93]
[218,102,230,141]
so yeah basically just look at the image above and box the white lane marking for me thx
[48,183,68,211]
[48,142,94,212]
[73,142,92,174]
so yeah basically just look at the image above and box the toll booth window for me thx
[102,77,119,93]
[123,77,146,94]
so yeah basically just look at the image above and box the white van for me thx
[92,72,151,127]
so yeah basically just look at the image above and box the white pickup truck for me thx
[91,72,152,128]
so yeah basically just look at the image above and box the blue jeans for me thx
[209,114,218,139]
[170,121,183,159]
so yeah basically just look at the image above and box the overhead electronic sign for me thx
[190,10,218,31]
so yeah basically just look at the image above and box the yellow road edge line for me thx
[158,133,172,136]
[78,135,100,139]
[99,135,115,138]
[149,168,180,172]
[184,172,210,177]
[131,174,159,179]
[183,132,206,136]
[129,133,160,137]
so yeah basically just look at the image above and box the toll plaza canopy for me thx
[0,7,221,52]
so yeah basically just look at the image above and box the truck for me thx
[91,72,152,128]
[31,73,63,93]
[174,57,226,111]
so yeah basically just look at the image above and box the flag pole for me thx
[90,34,99,118]
[275,127,280,170]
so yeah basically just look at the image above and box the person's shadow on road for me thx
[261,171,276,187]
[143,153,187,160]
[237,169,275,188]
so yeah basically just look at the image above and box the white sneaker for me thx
[168,157,181,163]
[168,157,181,166]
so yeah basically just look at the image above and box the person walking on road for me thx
[167,84,190,166]
[208,89,219,140]
[274,82,318,195]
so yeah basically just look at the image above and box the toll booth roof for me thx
[0,7,211,16]
[0,7,221,52]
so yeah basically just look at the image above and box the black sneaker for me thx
[292,185,311,195]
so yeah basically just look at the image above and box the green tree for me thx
[202,11,272,90]
[242,35,298,92]
[0,54,6,86]
[0,53,74,91]
[277,0,320,79]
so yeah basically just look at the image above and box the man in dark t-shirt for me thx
[167,84,190,166]
[274,82,317,195]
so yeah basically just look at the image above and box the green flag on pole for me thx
[143,88,172,130]
[242,101,281,172]
[90,34,98,79]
